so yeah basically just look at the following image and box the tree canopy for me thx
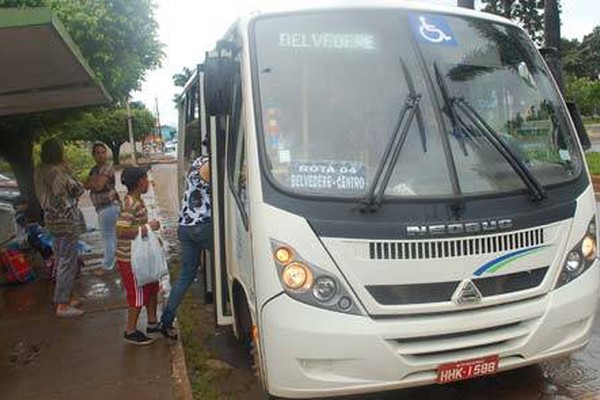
[481,0,546,44]
[173,67,194,88]
[58,106,156,164]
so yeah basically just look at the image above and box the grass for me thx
[583,117,600,125]
[170,261,232,400]
[585,152,600,175]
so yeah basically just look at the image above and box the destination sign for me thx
[289,161,366,191]
[278,33,376,50]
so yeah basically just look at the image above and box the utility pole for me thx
[154,97,162,139]
[544,0,563,92]
[126,99,137,165]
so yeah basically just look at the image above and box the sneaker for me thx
[56,305,84,318]
[146,322,160,335]
[124,330,155,345]
[158,322,179,340]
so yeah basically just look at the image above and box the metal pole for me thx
[457,0,474,9]
[126,100,137,165]
[544,0,563,93]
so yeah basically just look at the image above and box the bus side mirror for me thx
[566,101,591,151]
[204,55,237,116]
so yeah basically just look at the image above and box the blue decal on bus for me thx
[473,245,547,276]
[409,14,457,46]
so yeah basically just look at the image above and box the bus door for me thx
[205,48,240,326]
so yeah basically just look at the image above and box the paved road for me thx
[153,162,600,400]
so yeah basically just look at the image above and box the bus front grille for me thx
[368,228,545,260]
[366,267,548,305]
[387,317,539,365]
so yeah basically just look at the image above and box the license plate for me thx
[437,355,499,384]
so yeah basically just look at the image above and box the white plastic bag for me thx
[131,225,169,286]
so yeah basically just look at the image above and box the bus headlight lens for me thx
[556,216,596,288]
[275,246,293,265]
[271,239,362,315]
[312,277,338,302]
[282,263,312,290]
[565,251,582,274]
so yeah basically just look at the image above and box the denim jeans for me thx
[97,203,120,270]
[161,223,213,328]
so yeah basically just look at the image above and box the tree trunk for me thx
[457,0,474,9]
[503,0,514,18]
[0,130,42,222]
[544,0,563,92]
[107,140,123,165]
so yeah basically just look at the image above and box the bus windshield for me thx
[252,10,583,199]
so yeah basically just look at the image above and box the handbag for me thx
[131,225,168,286]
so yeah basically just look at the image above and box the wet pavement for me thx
[0,164,177,400]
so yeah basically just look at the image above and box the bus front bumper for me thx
[260,264,600,399]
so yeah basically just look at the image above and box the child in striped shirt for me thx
[116,166,161,345]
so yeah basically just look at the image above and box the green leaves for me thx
[1,0,164,101]
[481,0,546,44]
[566,77,600,115]
[46,0,164,100]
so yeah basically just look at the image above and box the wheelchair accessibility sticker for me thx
[409,14,457,46]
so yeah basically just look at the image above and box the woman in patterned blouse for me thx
[35,138,85,318]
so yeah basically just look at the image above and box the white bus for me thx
[177,1,599,398]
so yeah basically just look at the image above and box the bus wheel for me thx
[235,295,283,399]
[235,296,264,383]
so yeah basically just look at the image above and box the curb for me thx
[171,336,194,400]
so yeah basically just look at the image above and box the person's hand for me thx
[148,219,161,230]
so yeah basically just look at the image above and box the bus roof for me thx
[240,0,517,28]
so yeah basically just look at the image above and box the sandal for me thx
[56,305,84,318]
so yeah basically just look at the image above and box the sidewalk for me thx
[0,168,182,400]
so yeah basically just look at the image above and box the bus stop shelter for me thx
[0,7,110,116]
[0,7,110,240]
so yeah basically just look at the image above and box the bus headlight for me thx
[312,277,338,302]
[282,263,313,290]
[556,216,597,288]
[271,239,363,315]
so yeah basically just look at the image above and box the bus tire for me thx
[234,291,285,399]
[234,293,264,381]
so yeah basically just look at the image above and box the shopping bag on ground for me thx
[131,226,168,286]
[0,247,34,283]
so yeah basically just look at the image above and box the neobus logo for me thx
[406,219,514,237]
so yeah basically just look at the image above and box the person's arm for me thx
[199,160,210,183]
[85,166,111,191]
[86,174,109,191]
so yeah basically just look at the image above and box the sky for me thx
[132,0,599,128]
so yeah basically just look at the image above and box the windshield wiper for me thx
[433,64,468,157]
[360,60,424,212]
[454,98,546,202]
[432,65,546,202]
